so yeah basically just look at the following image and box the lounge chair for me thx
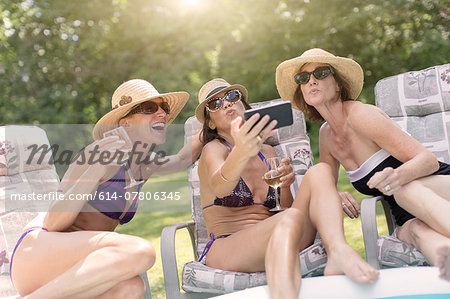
[360,63,450,269]
[0,125,152,298]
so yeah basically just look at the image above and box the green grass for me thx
[117,166,389,298]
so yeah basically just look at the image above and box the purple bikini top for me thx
[88,165,142,224]
[203,141,276,210]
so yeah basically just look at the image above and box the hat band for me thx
[206,86,227,99]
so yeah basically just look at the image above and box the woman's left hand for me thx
[278,157,295,188]
[367,167,401,196]
[339,192,360,218]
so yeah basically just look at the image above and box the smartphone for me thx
[244,102,293,130]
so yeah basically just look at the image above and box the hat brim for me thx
[275,55,363,110]
[93,91,189,140]
[195,84,249,123]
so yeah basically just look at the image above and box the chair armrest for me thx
[361,196,383,269]
[140,272,152,299]
[380,198,396,235]
[161,222,195,298]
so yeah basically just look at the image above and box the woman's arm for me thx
[202,115,277,198]
[319,123,360,218]
[350,104,439,194]
[319,122,340,184]
[44,136,124,231]
[278,156,295,208]
[143,132,202,177]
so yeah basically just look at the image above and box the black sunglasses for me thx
[206,89,242,112]
[127,100,170,116]
[294,66,334,85]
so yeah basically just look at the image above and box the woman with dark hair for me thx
[276,48,450,281]
[195,78,378,299]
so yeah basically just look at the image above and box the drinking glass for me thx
[264,157,287,212]
[103,126,144,189]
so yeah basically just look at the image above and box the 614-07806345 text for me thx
[9,191,181,201]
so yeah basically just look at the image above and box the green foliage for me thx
[1,0,448,154]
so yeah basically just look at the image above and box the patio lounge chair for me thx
[0,125,152,299]
[360,63,450,269]
[161,99,328,298]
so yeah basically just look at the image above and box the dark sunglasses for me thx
[127,100,170,116]
[206,89,242,112]
[294,66,334,85]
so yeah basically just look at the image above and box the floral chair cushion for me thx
[374,63,450,268]
[182,241,327,294]
[0,126,59,297]
[375,63,450,164]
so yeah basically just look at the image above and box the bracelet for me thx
[220,168,233,182]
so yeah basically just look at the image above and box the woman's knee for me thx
[305,163,333,180]
[395,180,424,205]
[398,218,429,245]
[107,276,146,299]
[301,163,335,190]
[273,208,305,237]
[102,233,156,274]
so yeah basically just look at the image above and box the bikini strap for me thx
[223,140,266,162]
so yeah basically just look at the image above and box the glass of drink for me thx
[264,157,287,212]
[103,126,144,189]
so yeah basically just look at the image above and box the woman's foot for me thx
[437,245,450,281]
[324,243,379,284]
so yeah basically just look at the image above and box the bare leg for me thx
[396,218,450,266]
[298,163,379,283]
[13,230,155,298]
[437,245,450,281]
[265,208,309,299]
[95,276,146,299]
[395,176,450,237]
[206,163,378,299]
[266,163,379,299]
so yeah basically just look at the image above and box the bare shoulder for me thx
[261,144,277,158]
[346,102,390,130]
[203,139,226,154]
[319,121,332,141]
[200,140,229,164]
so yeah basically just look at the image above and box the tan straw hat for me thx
[195,78,250,123]
[93,79,189,140]
[275,48,364,108]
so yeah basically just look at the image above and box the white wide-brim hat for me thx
[275,48,364,109]
[93,79,189,140]
[195,78,250,124]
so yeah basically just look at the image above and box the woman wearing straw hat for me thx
[276,48,450,281]
[10,79,201,297]
[196,78,379,299]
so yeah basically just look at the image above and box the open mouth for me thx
[151,123,165,131]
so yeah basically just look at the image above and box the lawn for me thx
[116,167,389,298]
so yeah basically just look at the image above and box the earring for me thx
[207,120,216,130]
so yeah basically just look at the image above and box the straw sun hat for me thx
[195,78,250,124]
[93,79,189,140]
[275,48,364,109]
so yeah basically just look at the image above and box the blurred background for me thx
[1,1,449,297]
[1,0,449,156]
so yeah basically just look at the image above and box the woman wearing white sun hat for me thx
[276,48,450,281]
[10,79,202,298]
